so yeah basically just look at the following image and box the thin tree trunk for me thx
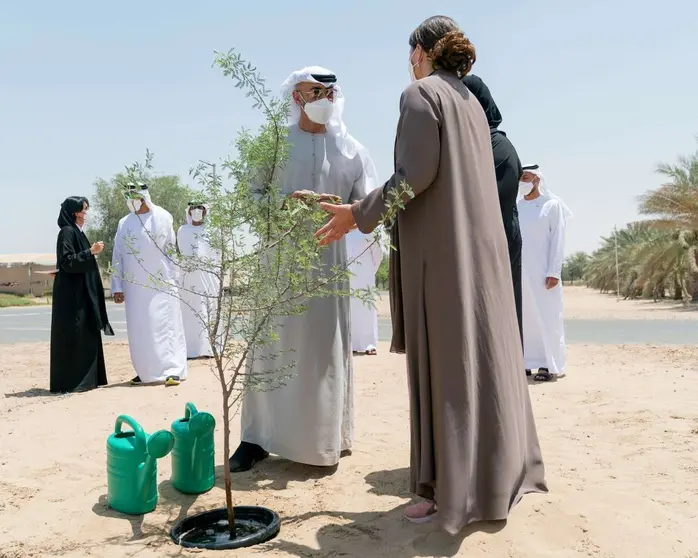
[222,383,236,539]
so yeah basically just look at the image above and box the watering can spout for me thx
[138,456,156,499]
[139,429,175,498]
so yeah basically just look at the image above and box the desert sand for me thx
[1,287,697,557]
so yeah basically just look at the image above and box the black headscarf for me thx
[462,74,503,130]
[58,196,88,230]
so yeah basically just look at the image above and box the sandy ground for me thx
[1,288,697,557]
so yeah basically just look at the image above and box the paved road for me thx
[1,304,697,345]
[0,303,127,344]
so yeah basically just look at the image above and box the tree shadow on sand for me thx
[266,467,506,558]
[213,457,340,492]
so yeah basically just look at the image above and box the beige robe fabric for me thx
[352,70,548,534]
[240,125,365,467]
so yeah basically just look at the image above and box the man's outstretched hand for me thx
[314,202,357,246]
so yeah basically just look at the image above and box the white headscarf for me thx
[280,66,379,192]
[184,202,209,226]
[521,166,573,222]
[124,183,172,239]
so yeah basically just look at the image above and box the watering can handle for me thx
[184,402,198,420]
[114,415,146,449]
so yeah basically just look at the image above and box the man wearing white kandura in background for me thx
[111,182,188,387]
[229,65,379,473]
[346,228,384,356]
[517,164,572,382]
[177,201,220,360]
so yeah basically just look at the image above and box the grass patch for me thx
[0,293,34,308]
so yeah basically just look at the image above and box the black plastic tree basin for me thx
[170,506,280,550]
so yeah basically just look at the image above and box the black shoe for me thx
[525,369,532,376]
[229,442,269,473]
[534,368,554,382]
[130,376,142,385]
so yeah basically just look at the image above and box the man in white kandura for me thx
[229,66,378,472]
[517,164,572,382]
[177,201,220,359]
[111,183,188,386]
[346,229,384,355]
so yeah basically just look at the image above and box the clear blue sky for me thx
[1,0,696,256]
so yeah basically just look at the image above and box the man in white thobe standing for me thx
[229,66,379,472]
[177,202,219,359]
[111,183,188,386]
[517,164,572,382]
[346,229,384,355]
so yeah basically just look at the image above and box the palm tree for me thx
[584,222,655,298]
[585,142,698,302]
[585,222,696,301]
[637,143,698,301]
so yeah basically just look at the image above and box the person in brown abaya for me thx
[315,15,547,534]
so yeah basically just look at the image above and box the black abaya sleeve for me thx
[57,228,93,274]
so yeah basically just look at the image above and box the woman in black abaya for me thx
[50,196,113,393]
[463,75,524,348]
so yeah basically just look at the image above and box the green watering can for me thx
[170,402,216,494]
[106,415,174,515]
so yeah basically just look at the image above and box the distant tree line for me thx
[566,141,698,302]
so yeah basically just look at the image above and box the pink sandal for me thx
[404,500,438,524]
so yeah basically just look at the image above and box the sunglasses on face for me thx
[297,87,335,102]
[123,182,148,200]
[123,190,145,201]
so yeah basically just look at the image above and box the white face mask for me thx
[126,198,143,213]
[303,98,334,125]
[519,181,535,196]
[190,208,204,223]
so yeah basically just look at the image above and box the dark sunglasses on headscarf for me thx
[122,182,148,200]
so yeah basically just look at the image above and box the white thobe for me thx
[518,194,567,375]
[176,223,219,358]
[111,208,188,383]
[240,124,367,466]
[346,229,382,352]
